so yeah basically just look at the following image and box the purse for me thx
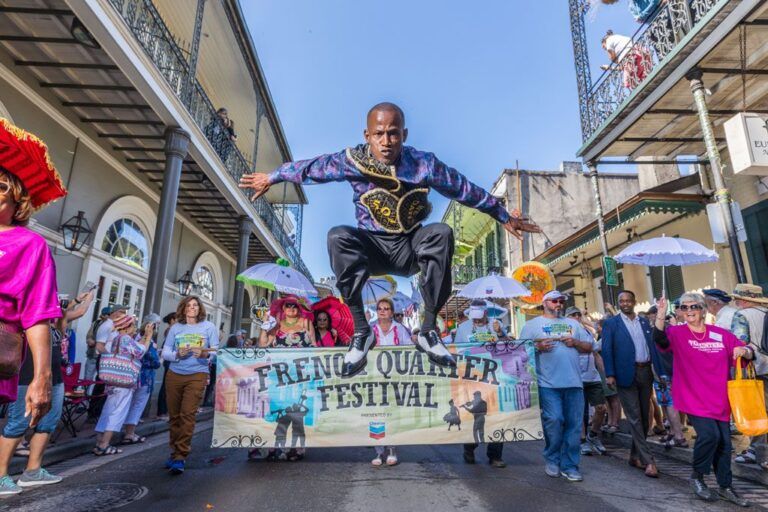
[98,335,141,388]
[0,321,23,379]
[728,357,768,436]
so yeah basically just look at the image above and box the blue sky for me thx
[242,1,639,288]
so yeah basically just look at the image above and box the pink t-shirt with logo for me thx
[662,323,744,422]
[0,226,61,330]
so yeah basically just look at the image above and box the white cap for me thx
[542,290,566,302]
[468,302,486,320]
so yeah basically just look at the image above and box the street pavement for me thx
[2,421,766,512]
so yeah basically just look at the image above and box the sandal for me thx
[93,445,123,456]
[121,435,147,445]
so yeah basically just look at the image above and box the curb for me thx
[9,410,214,475]
[610,431,768,486]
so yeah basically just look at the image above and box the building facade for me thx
[0,0,308,366]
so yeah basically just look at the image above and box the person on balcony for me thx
[205,107,237,164]
[601,30,651,90]
[239,102,540,377]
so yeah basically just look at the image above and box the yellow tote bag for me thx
[728,357,768,436]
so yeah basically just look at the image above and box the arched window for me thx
[101,218,150,270]
[195,265,215,301]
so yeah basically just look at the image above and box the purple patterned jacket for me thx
[268,144,510,234]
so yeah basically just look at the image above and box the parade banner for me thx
[212,341,543,448]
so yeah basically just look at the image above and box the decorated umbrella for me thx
[511,261,557,308]
[362,275,397,306]
[457,272,530,300]
[0,118,67,209]
[614,235,718,297]
[312,296,353,344]
[392,291,415,313]
[237,258,317,297]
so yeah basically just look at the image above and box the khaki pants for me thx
[165,370,207,461]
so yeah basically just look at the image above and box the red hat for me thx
[113,314,136,331]
[269,294,313,322]
[0,118,66,209]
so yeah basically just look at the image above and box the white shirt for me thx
[605,34,633,61]
[95,318,118,351]
[714,305,738,330]
[620,313,649,363]
[372,321,411,347]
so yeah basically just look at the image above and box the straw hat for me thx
[731,284,768,305]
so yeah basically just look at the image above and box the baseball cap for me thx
[100,307,111,316]
[542,290,566,302]
[565,306,582,317]
[106,304,129,315]
[646,305,658,314]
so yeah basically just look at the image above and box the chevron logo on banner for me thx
[369,422,386,440]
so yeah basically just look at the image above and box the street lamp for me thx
[60,211,93,252]
[177,271,195,296]
[70,18,100,49]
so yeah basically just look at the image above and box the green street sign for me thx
[603,256,619,287]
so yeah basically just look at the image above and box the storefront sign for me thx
[724,113,768,176]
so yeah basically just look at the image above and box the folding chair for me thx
[53,363,105,442]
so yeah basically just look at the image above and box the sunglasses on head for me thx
[678,304,703,311]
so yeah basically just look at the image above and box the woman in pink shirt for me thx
[653,293,753,507]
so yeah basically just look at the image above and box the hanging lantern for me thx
[60,210,93,251]
[177,271,195,296]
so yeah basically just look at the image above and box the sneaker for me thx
[718,487,749,507]
[560,469,583,482]
[580,441,593,456]
[734,448,756,464]
[385,448,398,466]
[587,432,607,455]
[601,424,618,435]
[0,476,21,496]
[690,477,716,502]
[169,459,185,475]
[371,455,383,467]
[164,457,174,469]
[17,468,62,488]
[545,463,560,478]
[489,459,507,468]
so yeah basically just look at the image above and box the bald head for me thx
[367,102,405,126]
[364,102,408,165]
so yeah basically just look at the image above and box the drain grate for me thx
[0,483,147,512]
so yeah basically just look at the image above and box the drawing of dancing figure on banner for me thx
[462,392,487,444]
[270,408,292,460]
[443,399,461,431]
[287,393,309,461]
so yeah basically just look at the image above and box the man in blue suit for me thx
[602,290,660,478]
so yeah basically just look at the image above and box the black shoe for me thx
[463,451,476,464]
[415,330,456,368]
[690,478,717,502]
[341,331,375,378]
[489,459,507,468]
[718,487,749,507]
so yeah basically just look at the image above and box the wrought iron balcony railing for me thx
[107,0,311,279]
[453,265,501,285]
[576,0,720,142]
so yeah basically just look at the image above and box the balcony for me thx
[107,0,311,278]
[453,265,501,286]
[572,0,725,146]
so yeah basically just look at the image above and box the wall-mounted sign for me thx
[724,113,768,176]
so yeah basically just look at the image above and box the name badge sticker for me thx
[710,332,723,342]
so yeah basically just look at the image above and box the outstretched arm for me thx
[239,151,353,201]
[426,155,541,240]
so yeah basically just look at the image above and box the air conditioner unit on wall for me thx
[724,113,768,176]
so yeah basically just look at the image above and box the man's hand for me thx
[238,172,271,201]
[503,209,541,241]
[606,376,616,388]
[562,336,576,348]
[25,374,52,428]
[535,339,555,352]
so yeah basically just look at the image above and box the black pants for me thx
[157,361,171,416]
[617,365,655,465]
[327,224,454,332]
[464,442,503,461]
[689,414,732,488]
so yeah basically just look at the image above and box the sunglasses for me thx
[284,303,299,309]
[678,304,704,311]
[377,307,392,311]
[547,299,566,304]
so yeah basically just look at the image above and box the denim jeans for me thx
[3,383,65,437]
[539,386,584,472]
